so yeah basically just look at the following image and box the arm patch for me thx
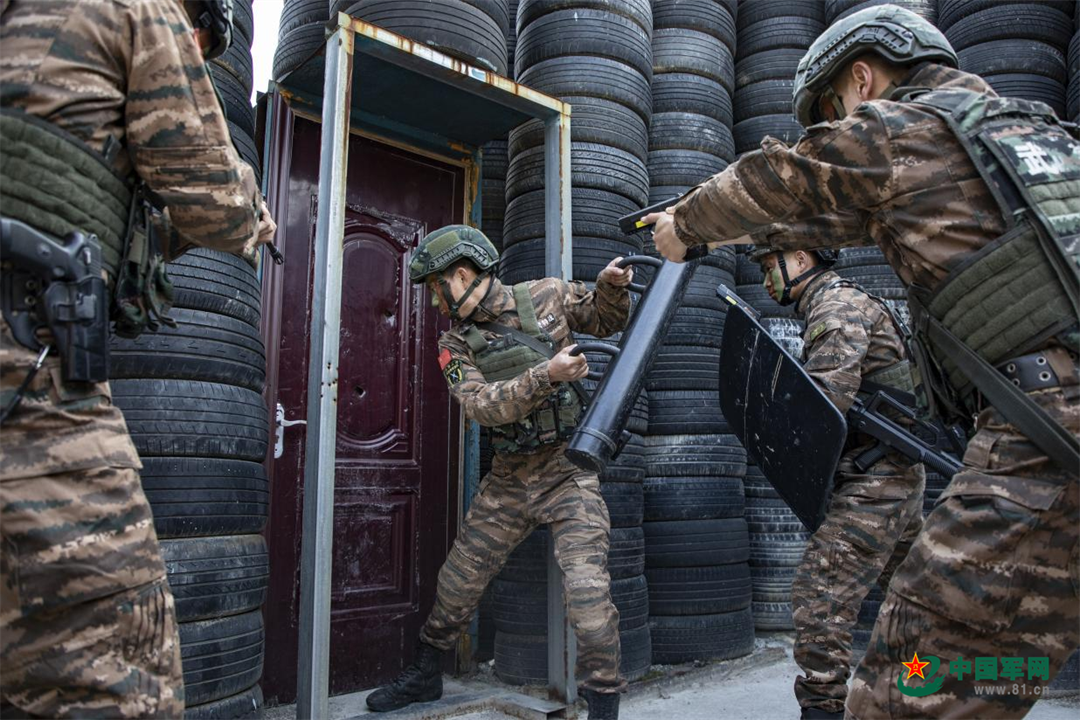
[438,348,452,370]
[443,358,465,386]
[807,318,843,343]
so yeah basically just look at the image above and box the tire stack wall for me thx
[478,1,519,253]
[1070,4,1080,122]
[940,0,1075,118]
[733,251,809,632]
[500,0,652,285]
[824,0,936,24]
[211,0,260,186]
[732,0,823,155]
[340,1,511,76]
[273,0,330,82]
[112,239,268,710]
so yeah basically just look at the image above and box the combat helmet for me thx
[793,3,957,126]
[748,245,837,306]
[409,225,500,319]
[190,0,234,60]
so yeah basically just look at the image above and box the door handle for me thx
[275,402,307,459]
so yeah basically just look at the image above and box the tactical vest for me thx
[0,109,175,337]
[463,283,583,455]
[901,89,1080,410]
[0,110,131,284]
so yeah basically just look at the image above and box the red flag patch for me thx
[438,348,452,370]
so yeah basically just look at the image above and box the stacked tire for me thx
[273,0,329,82]
[211,0,260,186]
[1070,8,1080,122]
[111,260,269,716]
[940,0,1076,119]
[500,0,652,285]
[647,0,737,203]
[340,1,511,76]
[824,0,936,24]
[732,0,823,155]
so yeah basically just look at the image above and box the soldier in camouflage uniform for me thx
[647,5,1078,718]
[0,1,275,716]
[750,245,924,719]
[366,226,632,719]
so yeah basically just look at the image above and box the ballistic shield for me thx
[717,285,846,531]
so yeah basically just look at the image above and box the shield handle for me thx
[570,342,620,381]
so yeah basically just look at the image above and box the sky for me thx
[251,0,285,101]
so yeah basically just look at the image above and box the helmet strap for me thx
[440,270,492,321]
[775,254,829,307]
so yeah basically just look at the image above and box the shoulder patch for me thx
[443,358,465,386]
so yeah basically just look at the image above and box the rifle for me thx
[716,283,966,478]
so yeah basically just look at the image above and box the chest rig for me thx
[462,283,583,455]
[900,88,1080,468]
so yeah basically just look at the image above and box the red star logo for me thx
[902,652,931,680]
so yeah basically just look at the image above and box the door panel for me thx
[261,103,464,703]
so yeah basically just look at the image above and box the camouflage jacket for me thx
[795,271,907,414]
[672,64,1007,293]
[0,0,274,259]
[438,276,629,427]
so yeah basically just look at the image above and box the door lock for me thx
[274,402,307,459]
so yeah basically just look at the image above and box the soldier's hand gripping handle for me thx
[549,344,590,383]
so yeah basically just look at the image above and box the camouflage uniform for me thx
[670,63,1079,718]
[420,275,629,694]
[788,270,924,715]
[0,1,274,716]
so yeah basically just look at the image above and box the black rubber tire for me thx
[735,251,764,285]
[749,564,797,602]
[272,24,326,82]
[644,434,747,478]
[761,316,806,358]
[649,607,755,664]
[945,5,1073,53]
[643,518,750,568]
[232,1,254,48]
[647,563,752,615]
[736,16,826,57]
[620,624,652,681]
[733,79,796,124]
[506,143,649,205]
[649,112,735,161]
[734,282,793,317]
[736,0,826,29]
[498,527,548,582]
[653,0,736,54]
[1069,30,1080,122]
[509,98,647,160]
[179,610,264,707]
[652,29,735,92]
[516,56,652,121]
[494,632,546,685]
[647,148,728,189]
[346,1,508,74]
[491,578,547,635]
[749,531,810,567]
[663,306,726,348]
[983,73,1067,117]
[824,0,937,25]
[162,535,269,623]
[613,574,649,631]
[109,308,266,392]
[515,9,652,80]
[751,600,794,631]
[735,48,806,89]
[647,390,729,435]
[168,248,261,328]
[938,0,1075,32]
[209,65,256,137]
[183,684,263,720]
[644,476,745,521]
[477,587,496,662]
[112,379,268,461]
[652,72,732,126]
[499,237,641,285]
[141,458,268,539]
[278,0,329,37]
[598,438,646,484]
[516,0,652,34]
[647,345,720,392]
[227,121,262,187]
[745,505,807,534]
[503,188,641,247]
[958,39,1067,82]
[211,43,254,93]
[601,481,644,528]
[733,115,805,155]
[609,526,645,579]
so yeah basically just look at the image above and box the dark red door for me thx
[261,103,464,704]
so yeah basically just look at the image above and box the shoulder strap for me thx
[908,293,1079,472]
[513,282,542,337]
[461,325,488,353]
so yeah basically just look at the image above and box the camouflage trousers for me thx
[848,384,1080,719]
[0,319,183,717]
[420,443,625,693]
[792,446,925,714]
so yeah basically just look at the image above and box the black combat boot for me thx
[365,641,443,712]
[800,707,843,719]
[581,689,620,719]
